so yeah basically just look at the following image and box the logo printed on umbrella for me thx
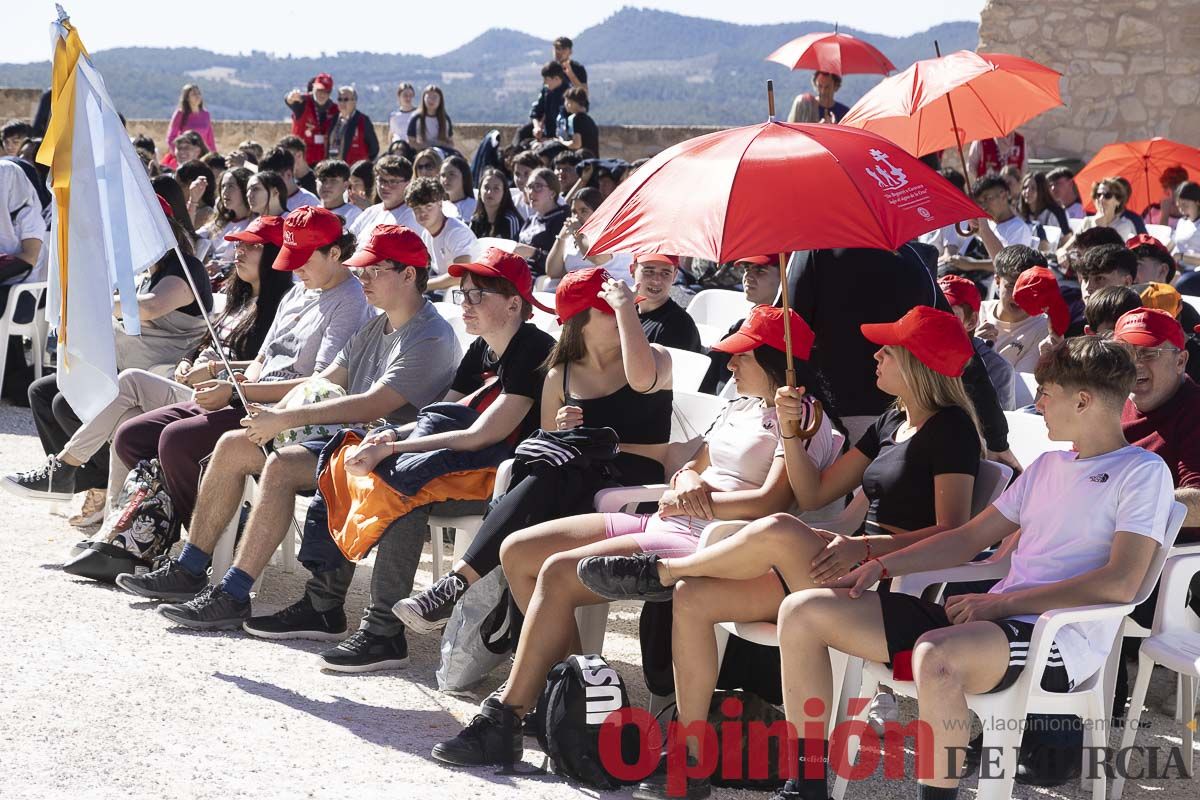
[865,149,909,190]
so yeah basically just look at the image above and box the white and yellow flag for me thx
[36,9,175,421]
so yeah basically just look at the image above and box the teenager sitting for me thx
[939,275,1016,410]
[632,254,702,352]
[770,336,1173,800]
[575,306,984,799]
[115,224,459,630]
[430,307,841,767]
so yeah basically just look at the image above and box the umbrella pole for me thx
[936,40,976,236]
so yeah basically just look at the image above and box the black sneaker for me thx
[1,456,77,501]
[632,751,711,800]
[158,585,250,631]
[432,696,523,767]
[577,552,673,602]
[243,595,347,641]
[319,629,408,673]
[115,557,208,602]
[392,572,468,635]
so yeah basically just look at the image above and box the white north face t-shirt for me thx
[990,446,1174,688]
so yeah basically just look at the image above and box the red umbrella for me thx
[767,30,895,75]
[839,50,1062,158]
[1073,138,1200,215]
[579,120,984,261]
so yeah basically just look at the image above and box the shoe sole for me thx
[0,476,73,502]
[391,600,449,636]
[430,744,519,768]
[157,605,247,631]
[319,656,409,674]
[114,573,204,603]
[576,567,673,603]
[243,623,347,642]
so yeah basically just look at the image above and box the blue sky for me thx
[7,1,983,63]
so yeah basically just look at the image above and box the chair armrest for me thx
[593,484,669,513]
[492,459,514,501]
[699,520,750,549]
[1024,601,1136,684]
[1152,553,1200,633]
[891,554,1011,598]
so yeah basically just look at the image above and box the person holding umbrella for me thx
[769,29,894,125]
[787,71,850,124]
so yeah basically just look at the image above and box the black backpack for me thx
[532,654,643,789]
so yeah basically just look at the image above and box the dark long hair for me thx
[178,83,202,128]
[751,344,846,440]
[414,84,449,144]
[206,166,253,233]
[350,158,376,204]
[251,170,289,214]
[190,244,291,362]
[542,309,591,370]
[442,155,473,201]
[1017,172,1060,220]
[176,159,216,209]
[151,175,196,240]
[471,167,521,234]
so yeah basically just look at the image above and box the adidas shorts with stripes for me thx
[877,592,1074,694]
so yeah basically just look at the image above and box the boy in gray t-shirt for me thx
[258,277,373,381]
[136,223,459,630]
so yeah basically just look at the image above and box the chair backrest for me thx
[1132,502,1187,607]
[1145,223,1173,248]
[971,459,1013,516]
[665,346,713,393]
[434,300,463,321]
[1042,225,1063,249]
[1067,217,1085,233]
[665,390,728,474]
[1013,372,1038,407]
[1003,409,1070,468]
[1182,294,1200,315]
[686,289,753,330]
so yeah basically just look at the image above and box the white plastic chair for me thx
[210,476,308,592]
[833,502,1187,800]
[1182,294,1200,316]
[685,289,753,340]
[1013,371,1039,408]
[1112,551,1200,798]
[425,460,513,581]
[0,280,49,382]
[664,346,713,394]
[1068,217,1086,234]
[1041,225,1063,249]
[1003,409,1070,468]
[1146,223,1173,248]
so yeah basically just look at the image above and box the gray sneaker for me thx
[158,585,250,631]
[392,572,468,635]
[576,552,673,602]
[116,557,208,602]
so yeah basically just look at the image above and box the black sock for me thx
[791,739,828,800]
[918,784,959,800]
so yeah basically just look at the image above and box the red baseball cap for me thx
[1126,233,1174,264]
[344,224,429,269]
[711,305,814,360]
[225,215,284,247]
[156,194,173,219]
[555,267,622,324]
[937,275,982,315]
[275,206,344,271]
[861,305,974,377]
[313,73,334,91]
[633,253,680,268]
[1113,307,1186,350]
[449,247,555,314]
[1012,266,1071,336]
[733,255,776,266]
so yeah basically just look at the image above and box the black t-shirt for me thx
[570,112,599,156]
[856,405,980,533]
[568,60,588,87]
[297,170,317,193]
[700,317,742,394]
[145,251,213,318]
[638,298,702,353]
[450,323,556,442]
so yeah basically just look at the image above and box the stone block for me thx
[1167,77,1200,105]
[1129,55,1165,74]
[1115,14,1165,46]
[1119,97,1148,122]
[1010,17,1041,38]
[1085,22,1112,48]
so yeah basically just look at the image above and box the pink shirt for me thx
[163,108,216,168]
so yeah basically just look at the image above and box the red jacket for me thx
[289,94,338,166]
[975,133,1025,178]
[341,113,374,165]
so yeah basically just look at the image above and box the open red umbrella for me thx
[767,30,895,75]
[839,50,1062,159]
[579,120,984,261]
[1073,138,1200,215]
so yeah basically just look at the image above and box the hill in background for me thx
[0,7,978,126]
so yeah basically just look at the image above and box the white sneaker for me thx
[867,690,899,735]
[68,488,107,528]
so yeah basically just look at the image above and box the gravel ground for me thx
[0,398,1194,800]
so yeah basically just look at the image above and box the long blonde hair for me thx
[888,345,984,449]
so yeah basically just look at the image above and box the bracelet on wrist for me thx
[874,557,890,580]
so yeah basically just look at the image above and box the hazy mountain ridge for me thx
[0,8,978,126]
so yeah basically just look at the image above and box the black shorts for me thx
[877,592,1074,694]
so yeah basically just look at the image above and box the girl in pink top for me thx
[163,84,216,169]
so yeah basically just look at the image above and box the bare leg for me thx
[498,513,609,613]
[185,429,266,552]
[911,623,1009,788]
[498,533,649,714]
[230,445,318,579]
[670,574,791,758]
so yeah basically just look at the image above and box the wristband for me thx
[873,558,890,580]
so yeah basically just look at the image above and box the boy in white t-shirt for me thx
[405,176,477,292]
[940,176,1035,275]
[771,336,1174,800]
[976,244,1054,373]
[313,158,362,229]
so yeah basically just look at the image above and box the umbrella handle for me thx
[956,221,975,237]
[782,395,825,441]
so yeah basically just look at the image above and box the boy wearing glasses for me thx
[244,247,556,672]
[1114,308,1200,543]
[349,155,419,244]
[406,177,477,292]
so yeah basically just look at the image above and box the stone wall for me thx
[0,87,718,163]
[980,0,1200,158]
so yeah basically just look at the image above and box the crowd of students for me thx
[2,45,1200,800]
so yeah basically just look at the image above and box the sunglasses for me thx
[1095,191,1116,200]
